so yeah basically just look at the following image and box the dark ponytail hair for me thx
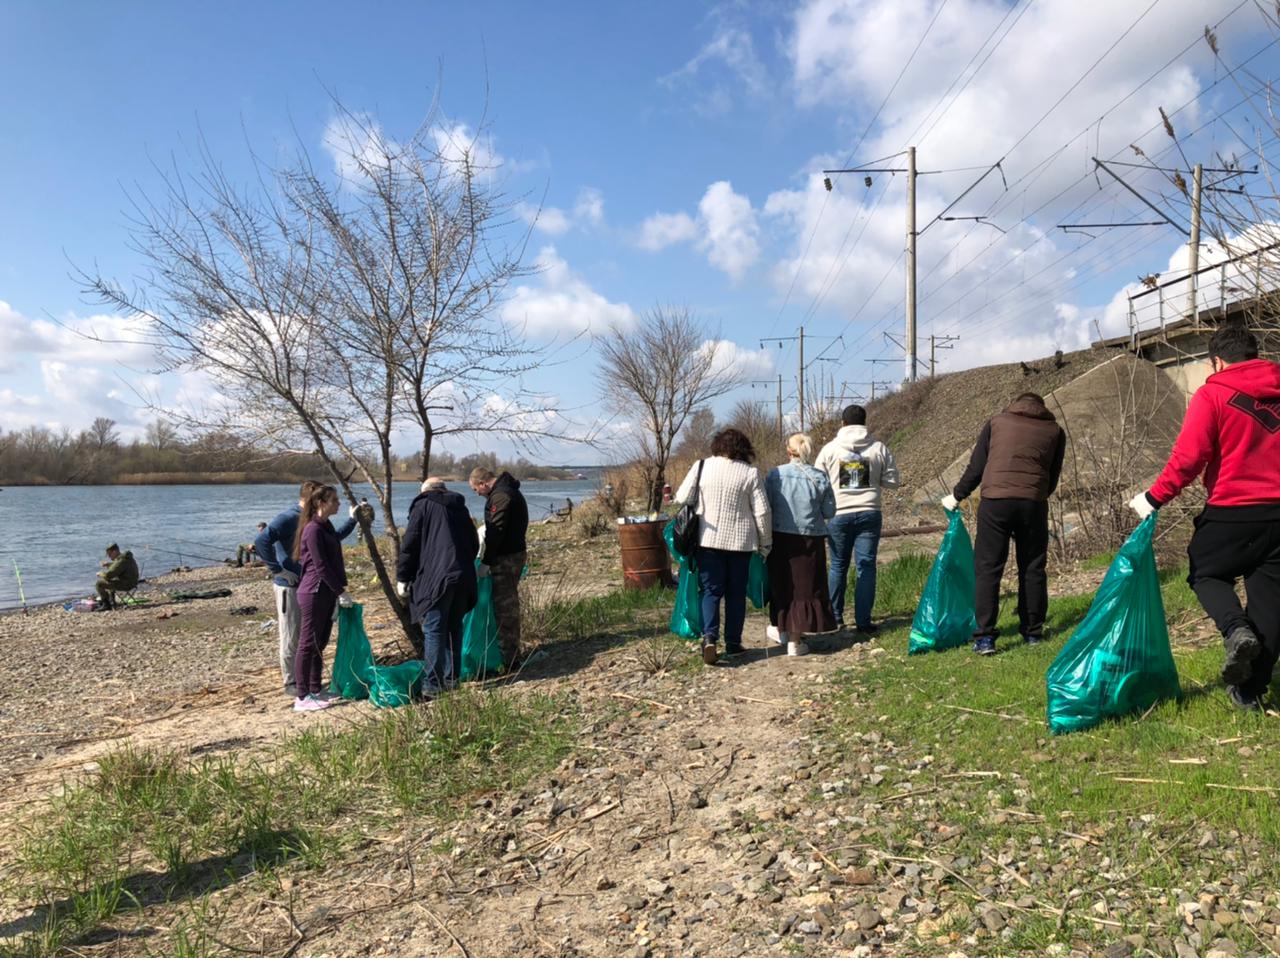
[293,484,337,561]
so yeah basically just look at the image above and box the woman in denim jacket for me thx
[764,433,837,655]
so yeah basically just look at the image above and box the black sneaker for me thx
[284,685,298,699]
[701,639,718,665]
[855,623,879,636]
[1023,634,1045,645]
[973,636,996,655]
[1227,685,1264,712]
[1222,626,1261,686]
[724,643,746,657]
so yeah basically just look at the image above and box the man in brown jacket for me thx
[941,392,1066,654]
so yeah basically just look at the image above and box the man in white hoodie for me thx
[814,404,901,634]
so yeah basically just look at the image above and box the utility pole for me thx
[797,325,805,430]
[906,146,918,384]
[1189,162,1202,328]
[929,334,960,377]
[776,374,783,437]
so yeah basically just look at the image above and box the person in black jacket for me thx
[469,467,529,669]
[941,392,1067,655]
[396,478,481,695]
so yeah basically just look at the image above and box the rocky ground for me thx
[0,524,1267,958]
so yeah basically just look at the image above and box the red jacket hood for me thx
[1206,358,1280,402]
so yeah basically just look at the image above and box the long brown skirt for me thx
[767,531,836,635]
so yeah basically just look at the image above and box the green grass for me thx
[3,687,572,957]
[820,558,1280,951]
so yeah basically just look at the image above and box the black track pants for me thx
[973,498,1049,640]
[1187,511,1280,697]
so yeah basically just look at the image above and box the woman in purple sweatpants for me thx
[293,484,348,712]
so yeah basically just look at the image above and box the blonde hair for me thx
[786,432,813,463]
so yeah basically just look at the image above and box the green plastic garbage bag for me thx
[460,563,505,680]
[664,520,703,640]
[748,554,770,610]
[908,510,979,654]
[1046,514,1181,735]
[330,603,424,708]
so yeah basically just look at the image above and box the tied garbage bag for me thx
[330,603,424,708]
[908,510,978,654]
[664,520,702,640]
[1046,513,1181,734]
[460,563,506,680]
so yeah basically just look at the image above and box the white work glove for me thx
[349,502,372,520]
[477,563,491,579]
[941,494,959,512]
[395,581,409,599]
[1128,492,1156,520]
[758,544,772,560]
[338,592,354,608]
[277,570,300,587]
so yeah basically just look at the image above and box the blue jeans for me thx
[827,511,883,628]
[421,586,467,693]
[696,548,752,647]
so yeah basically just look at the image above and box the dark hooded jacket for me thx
[954,395,1067,502]
[396,488,480,623]
[482,472,529,560]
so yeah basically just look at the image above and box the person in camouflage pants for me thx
[470,467,530,670]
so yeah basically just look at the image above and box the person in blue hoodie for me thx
[396,477,480,696]
[255,481,362,698]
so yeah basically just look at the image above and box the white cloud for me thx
[515,202,572,236]
[501,246,637,338]
[0,301,156,373]
[697,181,761,281]
[701,339,775,381]
[635,182,760,281]
[515,187,605,237]
[661,24,771,116]
[574,187,605,226]
[637,212,699,251]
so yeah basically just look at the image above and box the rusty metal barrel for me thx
[617,519,674,590]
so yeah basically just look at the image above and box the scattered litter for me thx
[228,605,259,616]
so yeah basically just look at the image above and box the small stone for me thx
[797,920,822,935]
[848,867,875,885]
[596,877,615,891]
[1212,910,1238,927]
[979,908,1007,933]
[854,905,883,931]
[1103,942,1134,958]
[688,792,708,809]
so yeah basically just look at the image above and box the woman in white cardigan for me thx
[674,428,772,665]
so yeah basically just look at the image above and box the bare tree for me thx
[597,306,741,512]
[89,417,119,450]
[81,100,568,652]
[727,400,784,470]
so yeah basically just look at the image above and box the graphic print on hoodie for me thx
[814,425,901,514]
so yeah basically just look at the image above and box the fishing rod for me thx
[144,545,231,565]
[12,560,28,615]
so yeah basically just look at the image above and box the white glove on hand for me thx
[395,581,409,599]
[941,494,959,512]
[758,544,772,560]
[1128,492,1156,520]
[277,570,300,587]
[338,592,354,608]
[349,502,371,520]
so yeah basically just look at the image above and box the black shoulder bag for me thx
[671,459,704,559]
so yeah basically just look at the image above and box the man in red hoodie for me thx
[1130,323,1280,711]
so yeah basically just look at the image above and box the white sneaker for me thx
[787,640,810,657]
[766,624,784,645]
[293,695,330,712]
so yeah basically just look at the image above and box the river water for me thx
[0,479,601,610]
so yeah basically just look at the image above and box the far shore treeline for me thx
[0,418,579,487]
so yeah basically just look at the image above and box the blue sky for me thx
[2,0,1276,463]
